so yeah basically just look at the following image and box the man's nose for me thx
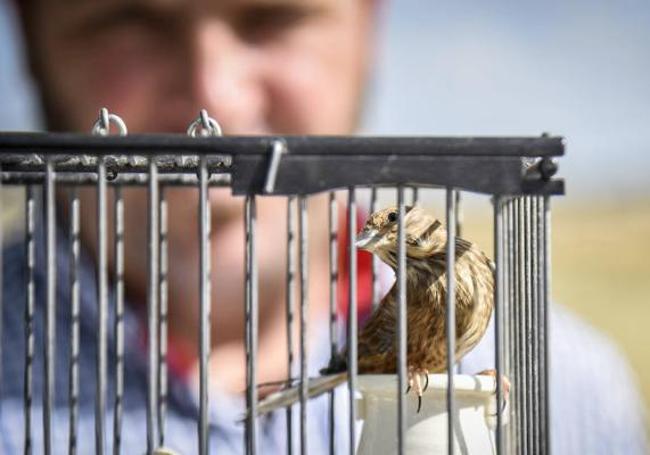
[188,20,267,134]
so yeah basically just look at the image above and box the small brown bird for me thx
[256,206,496,414]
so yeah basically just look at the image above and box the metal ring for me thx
[91,108,128,136]
[187,109,222,137]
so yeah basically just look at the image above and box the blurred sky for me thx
[1,0,649,201]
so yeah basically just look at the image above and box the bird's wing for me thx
[356,287,398,373]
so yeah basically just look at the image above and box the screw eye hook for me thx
[91,107,128,136]
[187,109,222,137]
[187,110,223,180]
[91,107,128,179]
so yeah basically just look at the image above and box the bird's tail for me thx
[253,372,348,416]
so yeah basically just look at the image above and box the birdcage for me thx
[0,109,564,455]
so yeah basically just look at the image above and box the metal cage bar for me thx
[113,185,125,455]
[43,158,56,455]
[298,195,309,455]
[286,195,296,455]
[445,188,457,455]
[68,187,81,455]
[0,162,2,403]
[455,192,463,239]
[540,196,552,453]
[327,191,338,455]
[146,158,160,453]
[527,196,541,453]
[370,188,381,311]
[503,198,514,454]
[245,195,260,455]
[198,154,211,455]
[515,197,526,454]
[96,156,109,455]
[1,172,232,188]
[494,196,505,454]
[24,186,36,455]
[396,186,407,455]
[504,198,519,453]
[158,186,169,447]
[411,186,419,206]
[519,197,529,454]
[347,187,358,455]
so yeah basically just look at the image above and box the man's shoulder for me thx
[464,304,647,454]
[1,240,30,399]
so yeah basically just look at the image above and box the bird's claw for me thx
[407,366,430,413]
[477,369,511,417]
[500,396,508,414]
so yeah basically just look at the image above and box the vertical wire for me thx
[494,196,504,454]
[522,197,530,455]
[24,186,36,455]
[445,188,456,455]
[516,198,525,454]
[533,196,546,453]
[412,186,419,206]
[531,196,540,455]
[503,198,513,453]
[286,196,296,455]
[455,191,462,239]
[244,198,251,454]
[158,186,169,446]
[454,191,463,374]
[370,188,380,311]
[524,197,533,455]
[396,187,407,455]
[346,188,358,455]
[251,196,259,455]
[511,200,518,453]
[245,196,259,455]
[511,199,519,453]
[198,155,211,455]
[113,186,125,455]
[509,200,517,453]
[516,197,527,455]
[96,157,109,455]
[68,188,81,455]
[43,158,56,455]
[147,157,160,454]
[0,162,2,405]
[327,192,338,455]
[298,196,309,455]
[542,196,551,454]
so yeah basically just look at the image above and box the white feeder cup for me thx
[355,374,507,455]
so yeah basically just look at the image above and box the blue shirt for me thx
[1,228,647,454]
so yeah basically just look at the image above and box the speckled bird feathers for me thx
[354,206,494,374]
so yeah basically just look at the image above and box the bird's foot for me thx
[406,366,430,413]
[477,369,511,415]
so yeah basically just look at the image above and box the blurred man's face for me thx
[25,0,375,135]
[20,0,377,385]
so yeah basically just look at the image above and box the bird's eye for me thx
[387,212,397,223]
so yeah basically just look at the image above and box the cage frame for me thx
[0,130,563,455]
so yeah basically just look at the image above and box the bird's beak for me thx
[355,229,379,249]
